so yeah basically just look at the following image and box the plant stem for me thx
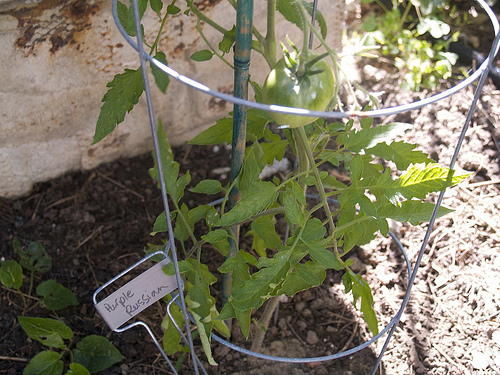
[294,127,338,251]
[262,0,277,68]
[249,295,280,353]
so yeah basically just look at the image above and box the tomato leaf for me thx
[384,163,470,204]
[219,26,236,53]
[202,229,231,257]
[161,295,185,355]
[216,182,278,227]
[93,68,144,144]
[190,180,223,194]
[183,260,218,365]
[277,0,327,40]
[307,241,343,270]
[190,50,214,62]
[279,261,326,296]
[150,0,163,16]
[189,109,270,146]
[339,123,412,153]
[281,192,306,226]
[343,270,378,335]
[250,216,281,250]
[366,141,433,170]
[149,119,190,205]
[151,51,170,93]
[378,200,454,225]
[116,0,148,37]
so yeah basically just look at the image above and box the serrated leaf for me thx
[277,0,327,40]
[342,270,378,335]
[36,279,79,311]
[349,154,364,183]
[232,246,292,311]
[279,261,326,296]
[239,145,265,190]
[300,217,326,242]
[190,50,214,62]
[73,335,123,374]
[384,164,469,203]
[190,180,223,194]
[216,182,278,227]
[173,204,190,241]
[151,51,170,93]
[0,260,23,289]
[161,296,184,355]
[149,119,190,204]
[189,116,233,145]
[189,109,270,146]
[281,192,306,226]
[234,307,252,339]
[19,316,73,349]
[116,0,148,37]
[93,68,144,144]
[65,363,90,375]
[307,242,343,270]
[184,261,218,365]
[24,350,63,375]
[151,211,168,235]
[251,216,281,250]
[379,200,453,225]
[202,229,230,256]
[366,141,432,170]
[343,123,412,153]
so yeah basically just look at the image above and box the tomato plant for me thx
[94,0,469,367]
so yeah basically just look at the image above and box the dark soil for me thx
[2,2,500,374]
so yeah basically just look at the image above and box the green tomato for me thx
[262,51,335,128]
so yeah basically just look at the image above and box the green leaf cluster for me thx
[361,0,459,91]
[2,239,79,311]
[19,317,122,375]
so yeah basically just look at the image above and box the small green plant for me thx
[1,239,122,374]
[18,316,123,375]
[361,0,459,91]
[1,238,78,311]
[94,0,469,364]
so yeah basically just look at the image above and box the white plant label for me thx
[95,258,179,331]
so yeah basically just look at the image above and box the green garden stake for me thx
[223,0,254,304]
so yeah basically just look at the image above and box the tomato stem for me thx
[264,0,277,68]
[294,126,339,255]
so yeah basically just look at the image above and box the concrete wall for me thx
[0,0,343,197]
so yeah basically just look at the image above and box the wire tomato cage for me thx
[93,1,500,374]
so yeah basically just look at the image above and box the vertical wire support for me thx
[308,0,319,49]
[222,0,254,303]
[129,1,200,374]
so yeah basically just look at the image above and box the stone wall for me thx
[0,0,342,197]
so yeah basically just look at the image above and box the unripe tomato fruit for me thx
[262,51,335,128]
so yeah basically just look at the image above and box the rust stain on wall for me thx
[4,0,99,55]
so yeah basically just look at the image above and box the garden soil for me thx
[1,6,500,375]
